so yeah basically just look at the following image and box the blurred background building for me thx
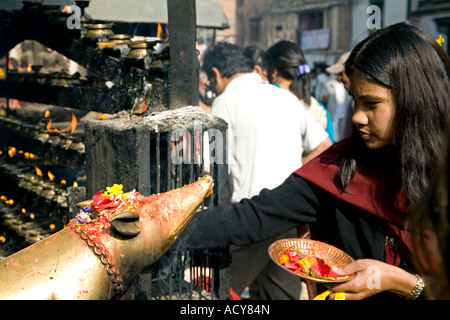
[214,0,450,69]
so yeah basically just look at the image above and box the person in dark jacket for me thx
[177,22,450,300]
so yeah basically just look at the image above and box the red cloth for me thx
[293,140,412,266]
[229,288,242,300]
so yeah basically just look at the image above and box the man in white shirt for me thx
[202,42,332,299]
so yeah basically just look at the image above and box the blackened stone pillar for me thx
[167,0,199,110]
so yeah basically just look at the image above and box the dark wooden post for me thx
[167,0,199,110]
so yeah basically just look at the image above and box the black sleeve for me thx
[176,174,320,250]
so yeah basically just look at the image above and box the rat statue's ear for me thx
[109,211,140,237]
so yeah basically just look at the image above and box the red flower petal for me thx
[310,259,337,280]
[286,249,298,261]
[91,191,119,211]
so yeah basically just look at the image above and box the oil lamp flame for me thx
[34,166,43,177]
[7,147,16,158]
[70,113,78,133]
[46,113,78,134]
[62,5,71,13]
[157,23,163,38]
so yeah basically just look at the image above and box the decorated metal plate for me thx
[268,238,356,283]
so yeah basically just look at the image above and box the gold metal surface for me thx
[85,23,114,40]
[0,175,214,300]
[108,34,132,43]
[126,41,160,59]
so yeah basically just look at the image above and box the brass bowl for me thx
[108,34,132,44]
[85,23,114,40]
[81,17,94,28]
[126,41,161,59]
[268,238,356,283]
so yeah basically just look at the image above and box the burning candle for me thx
[46,113,78,134]
[34,166,43,177]
[48,171,55,181]
[7,147,16,158]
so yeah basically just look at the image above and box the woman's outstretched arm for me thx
[177,174,319,249]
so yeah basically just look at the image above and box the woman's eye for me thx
[365,101,379,108]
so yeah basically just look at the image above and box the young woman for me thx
[177,22,450,300]
[263,40,335,144]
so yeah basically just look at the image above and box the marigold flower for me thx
[102,184,125,198]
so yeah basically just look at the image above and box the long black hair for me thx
[263,40,312,106]
[337,22,450,205]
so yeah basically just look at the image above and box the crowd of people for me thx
[184,21,450,300]
[200,46,354,146]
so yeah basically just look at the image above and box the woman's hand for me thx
[324,259,418,300]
